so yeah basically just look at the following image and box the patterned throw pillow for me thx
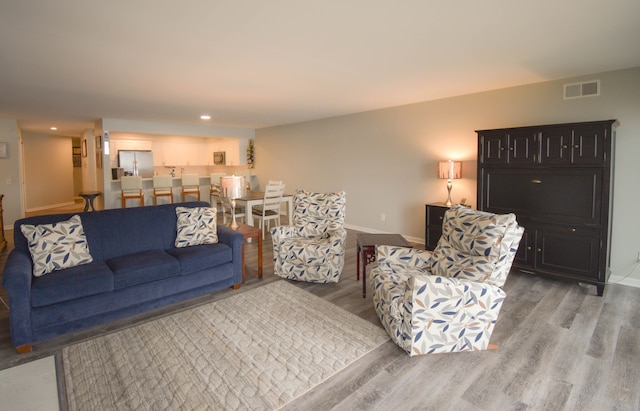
[175,206,218,248]
[20,215,93,277]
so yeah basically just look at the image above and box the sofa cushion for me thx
[20,215,93,277]
[31,261,114,308]
[175,206,218,247]
[166,243,233,275]
[107,250,180,290]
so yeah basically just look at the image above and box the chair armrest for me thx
[327,228,347,250]
[376,245,432,272]
[404,275,506,354]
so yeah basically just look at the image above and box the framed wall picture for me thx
[0,142,7,158]
[95,135,102,150]
[82,139,87,157]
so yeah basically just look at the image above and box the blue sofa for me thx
[2,201,243,353]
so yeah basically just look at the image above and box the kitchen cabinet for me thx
[480,128,537,165]
[477,119,617,296]
[204,138,241,165]
[111,139,152,152]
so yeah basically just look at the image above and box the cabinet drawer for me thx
[427,206,447,226]
[425,204,448,251]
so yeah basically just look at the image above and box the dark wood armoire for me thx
[476,119,618,296]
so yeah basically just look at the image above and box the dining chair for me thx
[209,173,226,211]
[121,176,144,208]
[152,175,173,205]
[252,182,286,239]
[181,174,201,202]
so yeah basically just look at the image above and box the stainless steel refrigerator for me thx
[118,150,154,178]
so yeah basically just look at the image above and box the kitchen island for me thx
[108,174,256,209]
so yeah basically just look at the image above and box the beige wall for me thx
[256,67,640,287]
[22,132,75,210]
[0,119,22,227]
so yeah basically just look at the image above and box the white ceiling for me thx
[1,0,639,137]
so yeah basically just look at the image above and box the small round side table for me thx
[79,191,101,212]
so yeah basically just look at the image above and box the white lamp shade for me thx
[220,175,246,199]
[438,160,462,180]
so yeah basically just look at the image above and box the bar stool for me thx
[153,175,173,205]
[121,176,144,208]
[209,173,226,211]
[181,174,201,202]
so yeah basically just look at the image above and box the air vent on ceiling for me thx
[564,80,600,99]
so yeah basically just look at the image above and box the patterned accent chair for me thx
[271,190,347,283]
[370,205,524,355]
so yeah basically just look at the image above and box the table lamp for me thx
[438,160,462,206]
[220,175,246,229]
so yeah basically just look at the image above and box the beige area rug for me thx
[62,281,389,410]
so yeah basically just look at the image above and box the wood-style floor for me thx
[1,208,639,410]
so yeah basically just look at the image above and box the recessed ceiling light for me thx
[50,126,57,130]
[200,115,211,120]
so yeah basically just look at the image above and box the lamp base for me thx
[445,180,453,207]
[228,199,240,229]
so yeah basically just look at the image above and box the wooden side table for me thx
[356,233,412,298]
[232,224,262,284]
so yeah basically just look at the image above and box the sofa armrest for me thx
[404,275,506,355]
[216,225,245,286]
[1,250,34,348]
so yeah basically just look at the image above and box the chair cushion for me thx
[431,205,516,282]
[430,237,498,282]
[440,205,515,258]
[175,206,218,247]
[279,236,335,265]
[293,190,346,239]
[20,214,93,277]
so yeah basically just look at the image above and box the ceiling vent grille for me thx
[564,80,600,99]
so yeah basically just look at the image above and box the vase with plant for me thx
[247,140,255,169]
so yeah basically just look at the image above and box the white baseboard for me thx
[609,275,640,289]
[25,201,76,213]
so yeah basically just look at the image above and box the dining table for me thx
[235,190,293,228]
